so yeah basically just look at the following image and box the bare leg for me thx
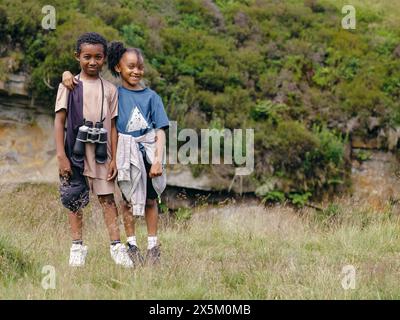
[68,210,83,240]
[145,199,158,236]
[98,194,120,241]
[121,200,136,237]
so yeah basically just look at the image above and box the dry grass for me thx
[1,183,400,299]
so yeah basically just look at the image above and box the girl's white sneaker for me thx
[110,243,133,268]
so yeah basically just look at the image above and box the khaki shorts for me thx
[86,177,115,196]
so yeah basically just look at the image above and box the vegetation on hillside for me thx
[1,0,399,202]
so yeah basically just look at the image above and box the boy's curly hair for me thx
[108,41,144,77]
[76,32,108,57]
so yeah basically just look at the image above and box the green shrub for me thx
[122,24,146,48]
[353,149,372,162]
[250,100,288,123]
[261,190,285,204]
[287,191,312,208]
[175,207,193,221]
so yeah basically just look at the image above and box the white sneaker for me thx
[69,244,88,267]
[110,243,133,268]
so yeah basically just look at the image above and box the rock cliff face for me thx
[347,115,400,152]
[0,107,56,184]
[0,73,55,184]
[0,73,29,97]
[351,150,400,211]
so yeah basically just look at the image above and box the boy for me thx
[54,32,132,267]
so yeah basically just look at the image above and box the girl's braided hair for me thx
[108,41,144,77]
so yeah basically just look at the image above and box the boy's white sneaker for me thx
[69,244,88,267]
[110,243,133,268]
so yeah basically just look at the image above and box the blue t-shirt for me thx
[116,86,169,138]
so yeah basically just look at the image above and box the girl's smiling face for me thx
[75,43,105,78]
[115,50,144,90]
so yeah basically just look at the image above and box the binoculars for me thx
[73,120,108,164]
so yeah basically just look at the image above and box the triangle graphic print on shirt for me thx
[126,106,149,132]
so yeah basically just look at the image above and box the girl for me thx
[63,41,169,266]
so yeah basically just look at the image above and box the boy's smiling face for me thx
[75,43,105,78]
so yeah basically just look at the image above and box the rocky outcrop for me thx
[351,150,400,211]
[0,112,57,184]
[351,127,400,151]
[345,114,400,151]
[0,73,29,96]
[167,163,255,193]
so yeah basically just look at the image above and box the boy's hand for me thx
[149,161,163,178]
[62,71,77,90]
[107,160,117,181]
[58,155,72,178]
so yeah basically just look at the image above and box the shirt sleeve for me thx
[109,84,118,119]
[55,83,69,113]
[151,93,169,130]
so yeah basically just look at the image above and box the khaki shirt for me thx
[55,76,118,179]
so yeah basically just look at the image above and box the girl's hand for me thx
[58,155,72,178]
[149,161,163,178]
[62,71,78,90]
[107,160,118,181]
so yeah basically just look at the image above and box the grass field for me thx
[0,183,400,299]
